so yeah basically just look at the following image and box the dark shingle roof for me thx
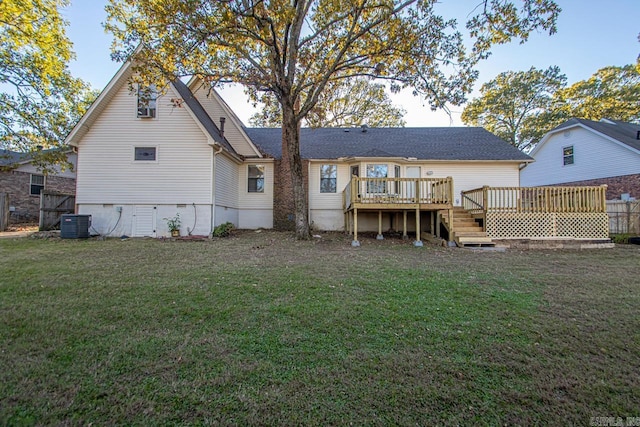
[171,79,237,155]
[0,149,29,166]
[244,127,532,161]
[553,118,640,152]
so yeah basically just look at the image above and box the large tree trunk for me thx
[282,100,310,239]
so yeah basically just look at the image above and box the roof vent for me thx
[361,124,368,133]
[637,130,640,140]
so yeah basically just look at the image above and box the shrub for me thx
[611,234,630,244]
[213,222,234,237]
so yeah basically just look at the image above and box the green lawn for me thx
[1,231,639,425]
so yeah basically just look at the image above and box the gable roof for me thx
[547,118,640,153]
[244,127,532,162]
[171,79,236,154]
[0,149,28,167]
[187,77,263,158]
[65,58,238,157]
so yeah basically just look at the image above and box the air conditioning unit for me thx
[60,214,91,239]
[137,107,155,118]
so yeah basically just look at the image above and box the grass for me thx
[1,231,639,425]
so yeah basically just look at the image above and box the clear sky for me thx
[62,0,640,127]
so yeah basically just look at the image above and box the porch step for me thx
[452,218,479,227]
[456,237,496,248]
[454,231,490,237]
[444,207,495,248]
[454,226,485,232]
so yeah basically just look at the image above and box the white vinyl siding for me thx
[215,153,239,209]
[75,83,213,205]
[238,162,274,210]
[521,127,640,187]
[309,163,350,210]
[237,161,274,229]
[192,84,261,157]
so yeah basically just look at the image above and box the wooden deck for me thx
[461,185,609,240]
[342,180,610,246]
[342,176,455,246]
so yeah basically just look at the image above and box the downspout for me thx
[211,144,223,236]
[307,160,311,228]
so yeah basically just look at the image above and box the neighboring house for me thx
[66,58,532,238]
[520,118,640,200]
[0,149,76,223]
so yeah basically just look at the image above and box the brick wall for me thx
[0,171,75,223]
[273,157,309,230]
[553,173,640,200]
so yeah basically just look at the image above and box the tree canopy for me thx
[461,66,566,151]
[249,78,406,128]
[554,65,640,124]
[0,0,97,171]
[106,0,560,238]
[462,64,640,151]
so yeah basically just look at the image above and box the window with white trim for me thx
[320,164,337,193]
[137,85,157,118]
[30,174,45,195]
[366,164,387,193]
[563,146,574,166]
[248,165,265,193]
[134,147,156,161]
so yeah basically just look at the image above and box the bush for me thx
[213,222,234,237]
[611,234,630,244]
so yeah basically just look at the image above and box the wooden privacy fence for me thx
[461,185,609,239]
[0,192,8,232]
[607,201,640,234]
[39,191,75,231]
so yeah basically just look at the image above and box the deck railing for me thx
[343,176,453,210]
[461,185,609,239]
[461,185,608,214]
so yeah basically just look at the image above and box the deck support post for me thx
[402,210,408,239]
[352,208,360,247]
[376,210,384,240]
[431,211,435,235]
[436,211,441,238]
[414,208,423,247]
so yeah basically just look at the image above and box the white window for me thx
[30,174,45,195]
[563,146,574,166]
[366,164,388,193]
[137,85,157,118]
[134,147,157,161]
[320,164,337,193]
[248,165,265,193]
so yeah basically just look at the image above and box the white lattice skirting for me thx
[486,212,609,239]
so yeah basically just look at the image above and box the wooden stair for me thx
[442,207,495,248]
